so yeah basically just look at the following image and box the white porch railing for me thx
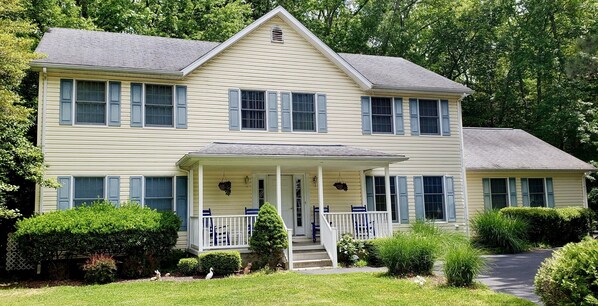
[320,213,338,268]
[281,219,294,270]
[323,212,391,241]
[201,215,258,249]
[189,216,199,249]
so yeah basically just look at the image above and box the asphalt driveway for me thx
[477,249,555,304]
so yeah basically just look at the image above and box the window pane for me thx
[490,179,507,194]
[374,176,397,222]
[418,99,440,135]
[145,177,173,211]
[528,178,545,207]
[528,179,544,193]
[371,97,393,133]
[292,93,315,131]
[146,105,174,126]
[490,178,508,210]
[145,85,173,106]
[76,81,106,124]
[73,177,104,207]
[491,195,508,210]
[241,90,266,130]
[145,84,173,126]
[423,176,444,220]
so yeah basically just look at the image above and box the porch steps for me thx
[292,238,333,270]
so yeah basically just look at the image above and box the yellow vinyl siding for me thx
[466,170,586,216]
[37,16,467,244]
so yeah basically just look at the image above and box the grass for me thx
[0,272,532,305]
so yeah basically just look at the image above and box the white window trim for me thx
[238,89,269,132]
[72,79,109,127]
[369,96,395,135]
[143,176,175,210]
[290,92,318,133]
[415,98,443,137]
[142,83,176,129]
[70,175,107,208]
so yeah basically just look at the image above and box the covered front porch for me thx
[177,143,408,268]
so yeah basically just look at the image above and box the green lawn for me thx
[0,272,532,305]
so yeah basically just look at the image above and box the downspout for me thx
[457,93,470,237]
[38,67,48,213]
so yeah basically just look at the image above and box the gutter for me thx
[38,67,48,214]
[30,62,184,78]
[370,84,474,95]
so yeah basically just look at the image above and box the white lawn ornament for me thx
[206,267,214,280]
[150,270,161,281]
[413,275,426,287]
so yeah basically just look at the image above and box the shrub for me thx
[249,203,288,269]
[378,232,438,276]
[444,244,485,287]
[411,221,469,256]
[119,254,158,279]
[535,238,598,305]
[337,234,367,266]
[199,251,241,276]
[82,254,117,284]
[12,201,181,263]
[363,239,384,267]
[471,210,528,253]
[501,207,593,246]
[177,258,199,276]
[160,249,189,271]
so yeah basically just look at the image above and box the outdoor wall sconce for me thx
[312,176,318,187]
[244,176,251,186]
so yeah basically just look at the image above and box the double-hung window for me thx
[241,90,266,130]
[292,93,316,131]
[374,176,397,222]
[423,176,444,220]
[75,80,106,124]
[528,178,546,207]
[418,99,440,135]
[144,177,173,211]
[490,178,509,210]
[73,177,105,207]
[371,97,393,133]
[145,84,174,127]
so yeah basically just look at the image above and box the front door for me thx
[265,175,305,235]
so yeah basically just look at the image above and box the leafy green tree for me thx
[249,202,288,269]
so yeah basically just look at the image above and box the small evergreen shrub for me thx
[378,232,439,276]
[444,244,485,287]
[249,203,288,269]
[82,254,117,284]
[177,258,199,276]
[199,251,241,276]
[471,210,528,253]
[12,201,181,263]
[501,207,593,246]
[337,234,367,266]
[535,238,598,305]
[119,254,158,279]
[363,239,384,267]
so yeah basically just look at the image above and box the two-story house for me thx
[30,7,592,269]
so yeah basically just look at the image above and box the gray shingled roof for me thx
[32,28,219,73]
[190,142,405,159]
[464,128,595,171]
[32,28,471,93]
[339,53,473,94]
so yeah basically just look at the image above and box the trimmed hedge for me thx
[535,238,598,305]
[199,251,241,276]
[12,201,181,263]
[177,258,199,276]
[501,207,593,246]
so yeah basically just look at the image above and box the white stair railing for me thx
[281,219,293,270]
[320,213,338,268]
[323,212,390,241]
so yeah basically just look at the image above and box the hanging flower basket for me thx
[333,182,348,191]
[218,181,232,196]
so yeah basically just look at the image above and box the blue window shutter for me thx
[521,178,530,207]
[267,91,278,132]
[397,176,409,223]
[445,176,456,222]
[281,92,291,132]
[129,176,143,204]
[482,178,491,211]
[394,97,404,135]
[409,98,419,136]
[546,178,555,208]
[361,96,371,135]
[175,85,187,129]
[228,89,240,131]
[365,176,374,211]
[176,176,188,230]
[509,178,517,206]
[130,83,143,127]
[414,176,425,220]
[108,81,121,126]
[57,176,71,210]
[107,176,120,206]
[441,100,450,136]
[59,79,73,125]
[317,94,327,133]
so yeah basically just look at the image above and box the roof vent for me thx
[271,26,283,43]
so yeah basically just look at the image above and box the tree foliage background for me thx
[1,0,597,215]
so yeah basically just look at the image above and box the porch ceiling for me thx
[176,142,408,170]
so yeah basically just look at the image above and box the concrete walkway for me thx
[297,266,387,275]
[477,249,555,304]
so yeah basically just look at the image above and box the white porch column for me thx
[276,165,282,214]
[317,165,324,213]
[384,165,393,236]
[198,165,204,252]
[360,170,367,205]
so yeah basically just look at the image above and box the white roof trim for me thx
[180,6,373,90]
